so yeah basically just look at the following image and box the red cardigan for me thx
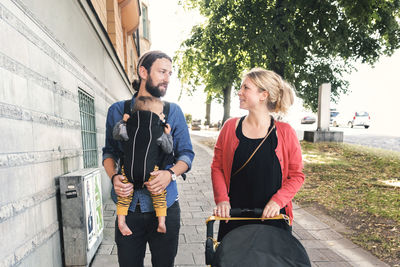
[211,117,305,221]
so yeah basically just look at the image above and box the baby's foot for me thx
[118,215,132,236]
[118,221,133,236]
[157,223,167,234]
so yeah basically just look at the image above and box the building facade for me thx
[0,0,150,266]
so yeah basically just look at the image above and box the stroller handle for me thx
[206,208,291,238]
[230,208,263,217]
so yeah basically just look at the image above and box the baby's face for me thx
[151,103,165,121]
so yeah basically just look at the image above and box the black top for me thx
[229,116,283,210]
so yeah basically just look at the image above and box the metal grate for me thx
[78,89,98,168]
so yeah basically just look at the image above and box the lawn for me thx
[296,141,400,266]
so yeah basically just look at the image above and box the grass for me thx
[195,135,400,265]
[296,141,400,266]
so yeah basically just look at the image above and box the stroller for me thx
[205,209,311,267]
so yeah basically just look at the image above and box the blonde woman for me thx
[211,67,305,241]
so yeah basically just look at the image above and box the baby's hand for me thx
[122,114,130,122]
[164,123,171,134]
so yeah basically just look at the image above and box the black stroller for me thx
[205,209,311,267]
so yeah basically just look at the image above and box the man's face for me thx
[145,58,172,97]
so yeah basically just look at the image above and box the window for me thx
[142,5,149,39]
[78,89,98,168]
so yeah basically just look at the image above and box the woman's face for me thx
[238,77,267,110]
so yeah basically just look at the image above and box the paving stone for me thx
[315,262,352,267]
[294,229,317,240]
[91,254,118,267]
[179,225,197,234]
[103,210,115,217]
[300,239,328,249]
[102,228,116,245]
[96,244,113,255]
[293,209,330,230]
[191,211,212,219]
[193,250,206,265]
[180,205,203,212]
[184,232,205,243]
[178,233,186,244]
[174,250,195,265]
[308,229,344,241]
[111,245,118,255]
[180,211,193,219]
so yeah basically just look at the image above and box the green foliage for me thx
[176,0,400,112]
[184,113,192,124]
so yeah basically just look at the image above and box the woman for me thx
[211,67,305,241]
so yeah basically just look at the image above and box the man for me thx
[102,50,194,267]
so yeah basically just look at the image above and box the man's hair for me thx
[132,51,172,90]
[132,96,163,113]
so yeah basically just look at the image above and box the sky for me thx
[148,0,400,136]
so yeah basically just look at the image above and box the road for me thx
[191,123,400,153]
[298,124,400,152]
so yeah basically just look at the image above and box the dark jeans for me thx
[115,201,180,267]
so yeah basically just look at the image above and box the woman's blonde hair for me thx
[243,67,294,114]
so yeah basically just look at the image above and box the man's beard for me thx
[145,76,167,97]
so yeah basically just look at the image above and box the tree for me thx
[175,22,246,123]
[176,0,400,121]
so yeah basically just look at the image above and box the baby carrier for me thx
[120,100,173,188]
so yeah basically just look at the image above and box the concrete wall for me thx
[0,0,133,265]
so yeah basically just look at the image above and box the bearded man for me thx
[102,51,194,267]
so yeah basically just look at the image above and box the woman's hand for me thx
[213,201,231,221]
[262,200,280,220]
[113,175,133,197]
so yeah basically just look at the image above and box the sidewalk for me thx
[91,134,389,267]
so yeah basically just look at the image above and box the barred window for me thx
[78,89,98,168]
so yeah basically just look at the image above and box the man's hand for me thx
[262,199,280,220]
[113,174,133,197]
[145,170,171,194]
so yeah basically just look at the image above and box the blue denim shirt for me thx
[102,96,194,212]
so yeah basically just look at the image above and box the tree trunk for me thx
[205,94,211,126]
[205,102,211,126]
[222,84,232,125]
[270,0,287,78]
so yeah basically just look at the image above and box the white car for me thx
[331,111,370,129]
[351,111,370,129]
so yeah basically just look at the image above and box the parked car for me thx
[301,115,316,124]
[191,119,201,131]
[351,111,370,129]
[331,111,370,129]
[330,109,339,125]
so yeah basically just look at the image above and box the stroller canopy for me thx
[214,224,310,267]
